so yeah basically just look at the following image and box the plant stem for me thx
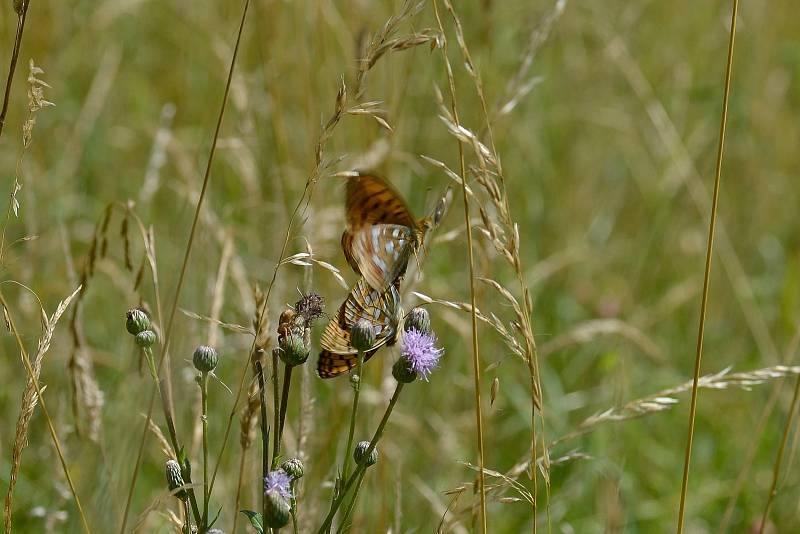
[278,364,294,458]
[676,1,739,531]
[201,371,210,529]
[336,469,367,534]
[341,351,365,484]
[272,350,281,464]
[0,0,29,139]
[255,360,270,532]
[182,500,192,534]
[318,382,404,534]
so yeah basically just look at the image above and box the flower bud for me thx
[135,330,157,349]
[405,307,431,335]
[126,308,150,335]
[353,441,378,467]
[392,357,417,384]
[350,319,375,352]
[264,489,291,528]
[165,459,187,500]
[193,345,219,373]
[281,457,304,479]
[278,334,309,366]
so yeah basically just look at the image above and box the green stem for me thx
[272,350,281,463]
[341,351,365,483]
[255,360,270,534]
[182,500,192,534]
[318,382,404,534]
[336,469,366,534]
[201,371,210,530]
[276,364,294,464]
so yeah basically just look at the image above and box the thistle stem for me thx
[272,350,281,463]
[336,469,367,534]
[277,364,294,462]
[318,382,404,533]
[200,371,210,529]
[341,351,365,483]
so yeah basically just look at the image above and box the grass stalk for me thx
[431,1,487,531]
[0,0,30,138]
[0,292,91,534]
[118,1,250,531]
[676,1,739,531]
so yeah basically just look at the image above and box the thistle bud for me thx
[350,319,375,353]
[295,292,324,325]
[353,441,378,467]
[264,489,291,528]
[405,307,431,335]
[392,357,417,384]
[135,330,157,349]
[193,345,218,373]
[281,457,304,479]
[165,459,187,500]
[278,334,309,366]
[126,308,150,335]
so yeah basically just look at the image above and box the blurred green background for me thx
[1,0,800,531]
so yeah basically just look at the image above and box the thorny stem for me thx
[318,383,405,534]
[676,1,739,531]
[431,1,487,532]
[341,351,365,483]
[200,372,210,528]
[0,292,91,534]
[0,0,29,139]
[278,364,294,459]
[272,350,281,464]
[118,1,250,531]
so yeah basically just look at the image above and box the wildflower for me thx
[165,459,187,500]
[353,441,378,467]
[126,308,150,335]
[193,345,218,373]
[263,469,292,500]
[405,307,431,334]
[295,292,325,325]
[281,457,304,479]
[399,328,443,381]
[350,319,375,353]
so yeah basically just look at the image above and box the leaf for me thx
[240,510,264,534]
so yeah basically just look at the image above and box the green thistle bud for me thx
[405,307,431,335]
[278,334,309,366]
[350,319,375,352]
[264,489,291,528]
[126,308,150,335]
[353,441,378,467]
[193,345,218,373]
[165,459,187,500]
[135,330,157,349]
[281,457,304,479]
[392,357,417,383]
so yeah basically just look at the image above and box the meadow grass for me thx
[1,0,800,532]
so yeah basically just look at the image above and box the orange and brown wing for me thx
[345,173,417,230]
[317,278,401,379]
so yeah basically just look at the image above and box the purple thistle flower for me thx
[400,328,444,381]
[264,469,292,500]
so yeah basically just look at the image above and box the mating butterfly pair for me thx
[317,173,446,378]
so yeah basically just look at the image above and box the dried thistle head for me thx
[294,291,324,326]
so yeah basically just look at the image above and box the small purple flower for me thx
[400,328,444,381]
[264,469,292,500]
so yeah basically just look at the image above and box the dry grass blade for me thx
[1,287,88,534]
[676,2,739,531]
[0,0,31,138]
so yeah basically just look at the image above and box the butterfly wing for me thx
[348,224,415,291]
[345,174,417,229]
[318,278,402,379]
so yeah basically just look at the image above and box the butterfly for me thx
[341,173,445,291]
[317,172,450,379]
[317,278,403,378]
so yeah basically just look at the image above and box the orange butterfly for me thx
[317,172,448,378]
